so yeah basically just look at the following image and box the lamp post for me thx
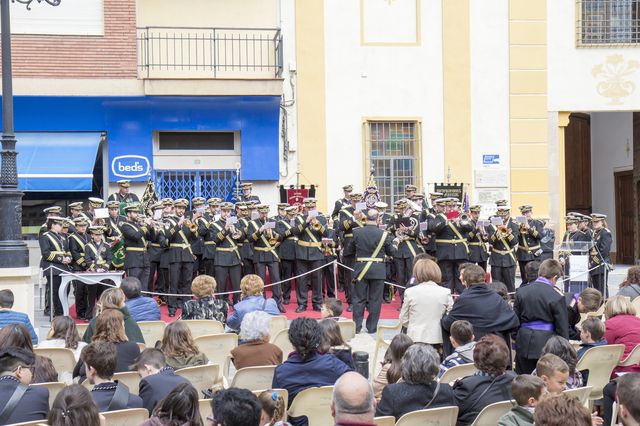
[0,0,60,268]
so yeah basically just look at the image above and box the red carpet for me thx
[70,287,403,323]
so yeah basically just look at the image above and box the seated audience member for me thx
[230,310,282,370]
[616,373,640,426]
[439,320,476,377]
[488,281,510,304]
[577,317,607,359]
[181,274,229,323]
[33,355,58,384]
[47,384,103,426]
[535,353,569,395]
[566,288,602,340]
[497,375,546,426]
[0,347,49,424]
[83,288,145,344]
[332,372,376,426]
[400,258,453,345]
[376,343,455,420]
[372,333,413,401]
[518,261,542,289]
[159,320,208,370]
[321,298,345,321]
[533,393,593,426]
[258,389,289,426]
[131,348,191,414]
[319,318,354,369]
[140,382,202,426]
[441,264,519,356]
[533,336,582,389]
[454,334,517,426]
[38,315,87,361]
[121,276,161,322]
[210,387,262,426]
[226,274,280,333]
[514,259,569,374]
[0,289,37,345]
[82,341,143,412]
[73,309,141,381]
[0,323,34,352]
[272,318,352,426]
[604,296,640,374]
[617,266,640,301]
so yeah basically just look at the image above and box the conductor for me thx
[352,209,396,334]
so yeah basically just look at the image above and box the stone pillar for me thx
[0,267,34,325]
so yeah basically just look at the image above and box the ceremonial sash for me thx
[356,231,389,282]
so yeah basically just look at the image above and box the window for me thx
[578,0,640,46]
[154,169,237,207]
[158,131,236,151]
[366,121,421,206]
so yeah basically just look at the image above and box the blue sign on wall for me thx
[1,96,280,182]
[482,154,500,165]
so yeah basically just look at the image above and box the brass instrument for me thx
[354,209,366,225]
[266,227,278,246]
[457,213,471,227]
[183,218,198,233]
[311,216,322,231]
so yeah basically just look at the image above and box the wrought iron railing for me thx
[577,0,640,47]
[137,27,283,78]
[154,169,236,208]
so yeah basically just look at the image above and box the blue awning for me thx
[15,132,102,191]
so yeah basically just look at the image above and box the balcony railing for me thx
[137,27,283,79]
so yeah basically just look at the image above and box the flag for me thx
[226,170,241,202]
[463,191,470,213]
[141,175,159,215]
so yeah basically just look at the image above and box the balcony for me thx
[137,27,283,80]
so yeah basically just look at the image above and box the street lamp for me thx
[0,0,60,268]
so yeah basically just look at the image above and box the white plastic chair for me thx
[137,321,166,347]
[182,319,225,338]
[470,400,514,426]
[100,408,148,426]
[230,365,277,390]
[576,344,625,401]
[438,363,478,385]
[396,406,459,426]
[288,386,333,426]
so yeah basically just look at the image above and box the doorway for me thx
[615,170,634,264]
[565,113,592,214]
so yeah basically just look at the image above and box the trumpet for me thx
[311,217,323,231]
[266,227,278,246]
[457,213,471,227]
[227,223,242,239]
[183,218,198,233]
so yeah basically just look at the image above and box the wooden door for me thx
[615,170,634,264]
[565,113,592,214]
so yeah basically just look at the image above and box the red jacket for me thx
[604,314,640,374]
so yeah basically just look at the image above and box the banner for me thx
[287,188,309,206]
[434,182,464,201]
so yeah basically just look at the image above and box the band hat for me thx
[375,201,388,209]
[349,193,363,201]
[88,226,105,235]
[69,202,84,210]
[445,198,458,205]
[207,197,222,206]
[342,184,353,192]
[411,194,425,200]
[174,199,189,208]
[303,197,317,205]
[256,204,270,213]
[192,197,205,206]
[591,213,607,221]
[405,184,418,192]
[433,198,448,205]
[219,202,234,210]
[565,216,580,224]
[44,206,62,214]
[104,201,119,209]
[469,205,482,213]
[47,216,66,225]
[495,199,508,207]
[116,180,131,188]
[240,182,253,189]
[150,201,163,210]
[285,205,298,213]
[235,204,248,211]
[429,192,443,198]
[73,217,89,226]
[277,203,289,209]
[396,200,408,209]
[246,200,258,208]
[496,205,512,211]
[88,197,104,208]
[519,205,533,213]
[62,218,74,228]
[124,203,142,213]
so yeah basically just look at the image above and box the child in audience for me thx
[38,315,87,361]
[318,319,354,368]
[321,298,345,321]
[258,390,290,426]
[158,321,209,370]
[535,353,569,395]
[372,334,413,401]
[497,375,546,426]
[536,336,583,389]
[439,320,475,377]
[578,317,607,359]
